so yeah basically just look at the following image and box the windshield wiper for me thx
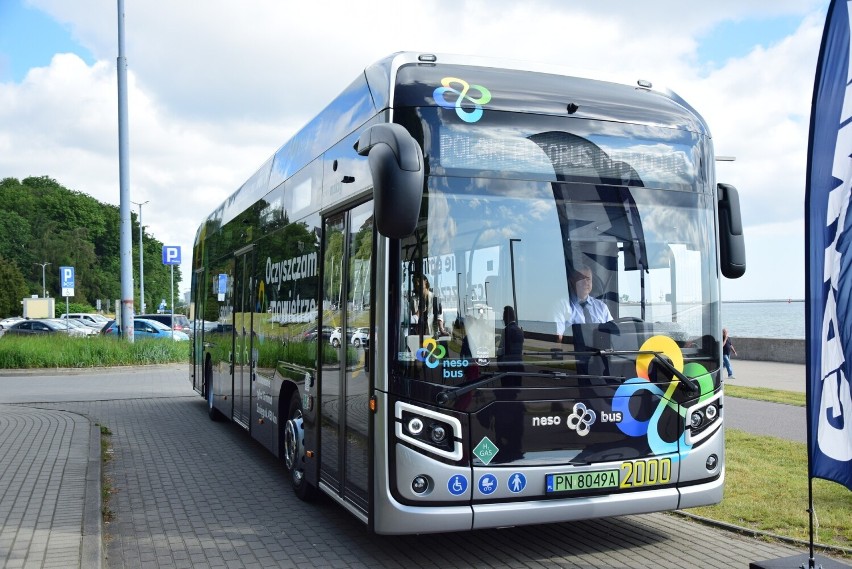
[596,348,701,394]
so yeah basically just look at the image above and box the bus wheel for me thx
[284,393,317,501]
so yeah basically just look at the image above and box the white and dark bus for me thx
[189,52,746,534]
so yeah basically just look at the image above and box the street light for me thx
[509,238,521,319]
[132,200,149,313]
[34,262,51,298]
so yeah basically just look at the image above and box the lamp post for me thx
[509,238,521,319]
[132,200,149,313]
[34,262,51,298]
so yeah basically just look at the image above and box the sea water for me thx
[518,300,805,339]
[721,300,804,340]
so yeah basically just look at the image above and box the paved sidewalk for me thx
[0,405,101,569]
[0,362,843,569]
[724,359,806,392]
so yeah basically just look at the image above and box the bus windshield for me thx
[392,109,720,387]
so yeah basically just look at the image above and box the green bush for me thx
[64,301,99,315]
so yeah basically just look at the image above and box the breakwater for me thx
[734,337,805,365]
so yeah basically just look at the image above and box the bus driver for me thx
[553,265,613,342]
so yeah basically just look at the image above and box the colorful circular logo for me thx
[433,77,492,123]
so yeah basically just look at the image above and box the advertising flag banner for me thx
[805,0,852,490]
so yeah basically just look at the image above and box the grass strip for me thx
[688,429,852,551]
[725,385,805,407]
[0,334,187,367]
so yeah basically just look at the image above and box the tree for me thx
[0,177,180,312]
[0,256,29,316]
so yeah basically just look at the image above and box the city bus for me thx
[188,52,746,534]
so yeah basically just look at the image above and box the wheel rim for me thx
[284,409,304,478]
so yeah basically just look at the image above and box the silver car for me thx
[3,318,90,338]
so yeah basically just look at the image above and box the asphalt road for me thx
[0,364,839,569]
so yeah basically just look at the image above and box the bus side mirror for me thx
[717,183,746,279]
[356,123,424,239]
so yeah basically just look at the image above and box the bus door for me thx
[233,245,256,429]
[320,201,374,514]
[191,267,206,395]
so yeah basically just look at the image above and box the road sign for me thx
[162,246,181,265]
[60,266,75,297]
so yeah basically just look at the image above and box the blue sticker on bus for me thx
[508,472,527,493]
[448,475,468,496]
[478,474,498,495]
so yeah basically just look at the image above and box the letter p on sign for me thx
[162,246,181,265]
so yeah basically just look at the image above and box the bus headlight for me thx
[430,424,447,444]
[407,417,424,435]
[690,410,704,429]
[395,402,463,461]
[684,392,723,446]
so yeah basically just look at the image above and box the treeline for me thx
[0,176,182,317]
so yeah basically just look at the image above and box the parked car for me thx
[351,327,370,348]
[136,314,192,336]
[102,318,190,341]
[3,318,89,338]
[302,325,334,342]
[62,318,99,336]
[191,320,219,333]
[61,313,110,329]
[0,316,24,329]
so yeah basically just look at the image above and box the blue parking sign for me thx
[162,246,181,265]
[60,266,75,297]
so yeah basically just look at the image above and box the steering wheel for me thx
[614,316,643,324]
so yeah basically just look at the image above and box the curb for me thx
[81,422,103,569]
[673,510,852,559]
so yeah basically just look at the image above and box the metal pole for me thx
[34,262,51,298]
[132,200,148,313]
[117,0,135,342]
[170,264,174,340]
[509,239,521,319]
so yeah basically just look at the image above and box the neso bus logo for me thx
[531,403,599,436]
[566,403,597,437]
[415,338,446,368]
[433,77,492,123]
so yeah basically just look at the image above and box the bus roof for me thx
[195,52,710,246]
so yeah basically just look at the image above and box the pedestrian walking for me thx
[722,327,737,378]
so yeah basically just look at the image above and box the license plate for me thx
[546,469,619,493]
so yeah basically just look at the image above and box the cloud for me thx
[3,0,829,297]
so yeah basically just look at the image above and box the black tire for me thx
[332,338,340,348]
[284,393,318,501]
[353,338,361,348]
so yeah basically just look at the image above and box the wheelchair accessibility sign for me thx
[447,475,468,496]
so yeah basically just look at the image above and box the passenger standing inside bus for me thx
[498,306,524,363]
[409,275,444,337]
[553,265,613,342]
[722,328,737,378]
[498,305,525,387]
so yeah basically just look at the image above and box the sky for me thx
[0,0,831,301]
